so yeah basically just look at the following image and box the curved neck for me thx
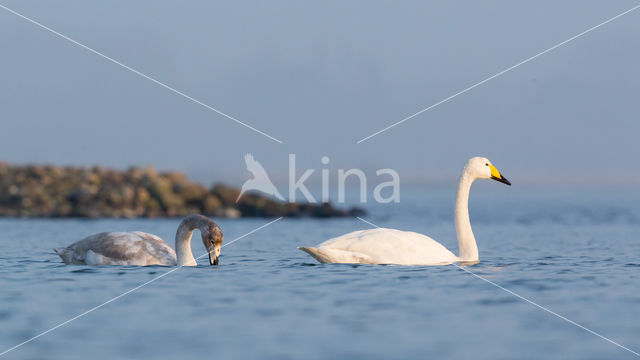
[455,171,478,261]
[175,216,209,266]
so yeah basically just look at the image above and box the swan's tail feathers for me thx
[298,246,373,264]
[298,247,327,263]
[53,247,74,264]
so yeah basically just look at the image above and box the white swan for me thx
[54,214,223,266]
[299,157,511,265]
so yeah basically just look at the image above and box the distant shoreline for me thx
[0,162,364,219]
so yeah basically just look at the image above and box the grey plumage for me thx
[54,214,223,266]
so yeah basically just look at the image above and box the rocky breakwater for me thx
[0,162,365,218]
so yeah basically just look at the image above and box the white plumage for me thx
[300,228,457,265]
[299,157,511,265]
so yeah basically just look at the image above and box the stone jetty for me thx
[0,162,365,218]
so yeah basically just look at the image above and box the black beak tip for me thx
[492,175,511,186]
[208,252,218,265]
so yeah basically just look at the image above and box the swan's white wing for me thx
[313,228,457,265]
[299,246,374,264]
[55,232,176,266]
[244,153,270,181]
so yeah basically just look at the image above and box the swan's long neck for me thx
[175,227,196,266]
[455,171,478,261]
[175,215,210,266]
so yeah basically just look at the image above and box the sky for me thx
[1,0,639,188]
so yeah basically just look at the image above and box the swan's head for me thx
[202,224,223,266]
[466,157,511,185]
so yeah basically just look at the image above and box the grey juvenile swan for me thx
[54,214,223,266]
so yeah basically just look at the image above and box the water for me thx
[1,185,639,359]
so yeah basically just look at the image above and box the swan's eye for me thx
[485,163,489,166]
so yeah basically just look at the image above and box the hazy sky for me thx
[1,1,639,187]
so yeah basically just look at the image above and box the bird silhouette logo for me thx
[236,154,285,202]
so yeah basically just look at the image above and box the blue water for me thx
[1,186,639,359]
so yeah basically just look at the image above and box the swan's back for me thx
[54,232,177,266]
[301,228,457,265]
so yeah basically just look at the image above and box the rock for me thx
[0,163,366,219]
[219,207,241,219]
[210,184,240,205]
[203,195,222,215]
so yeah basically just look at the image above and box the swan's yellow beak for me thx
[489,164,511,186]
